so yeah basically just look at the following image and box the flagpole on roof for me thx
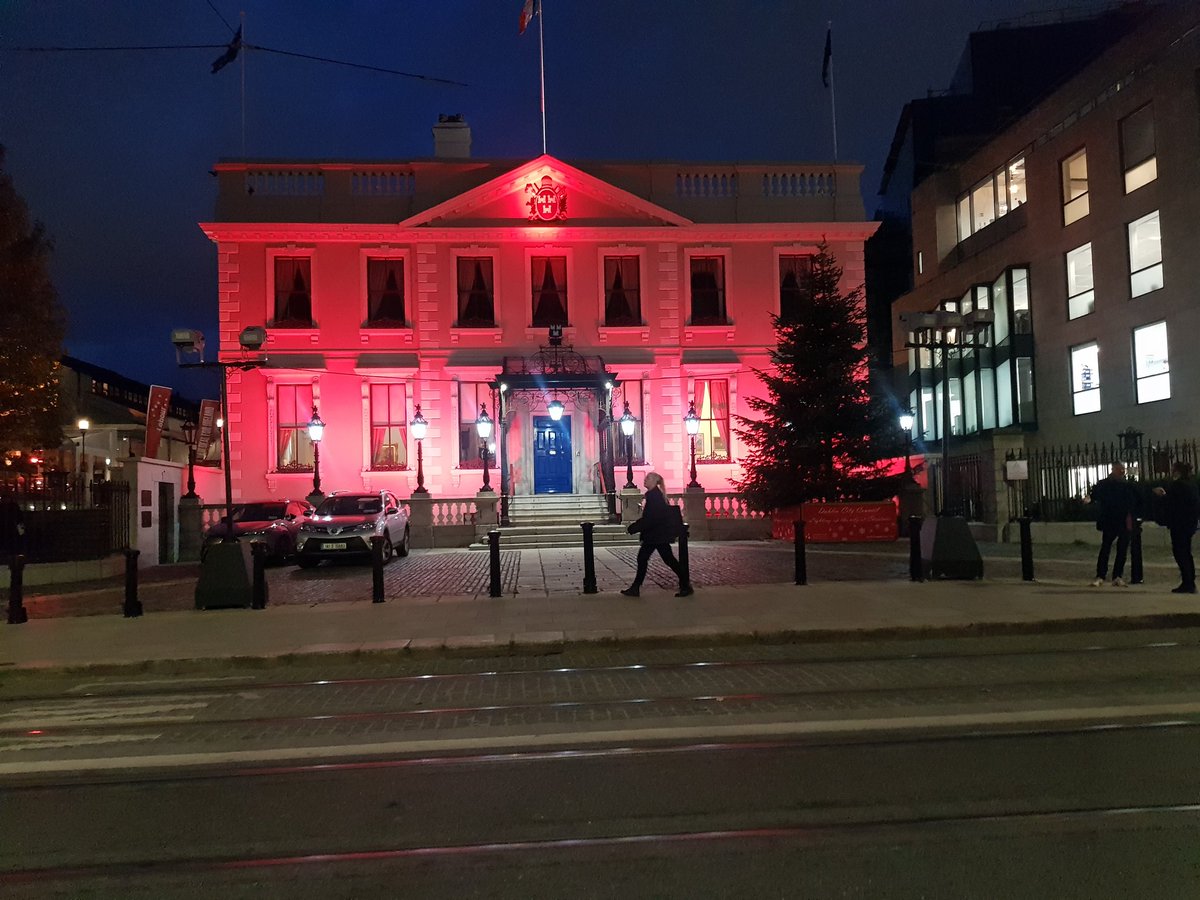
[240,11,247,155]
[826,21,838,162]
[538,0,547,153]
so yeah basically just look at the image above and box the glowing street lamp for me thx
[898,408,915,479]
[410,404,428,494]
[619,401,637,489]
[181,419,198,499]
[77,418,89,485]
[684,400,701,489]
[307,406,326,501]
[475,403,494,492]
[547,397,564,422]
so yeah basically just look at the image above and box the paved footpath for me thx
[2,540,1198,671]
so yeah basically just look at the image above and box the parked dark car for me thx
[296,490,410,568]
[202,499,314,561]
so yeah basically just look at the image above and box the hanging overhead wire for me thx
[203,0,238,36]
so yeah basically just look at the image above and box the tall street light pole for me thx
[410,405,428,494]
[898,408,915,480]
[307,406,325,503]
[684,400,701,489]
[619,401,636,489]
[77,418,89,490]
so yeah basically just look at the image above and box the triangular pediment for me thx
[399,155,692,228]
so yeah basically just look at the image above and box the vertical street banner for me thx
[196,399,222,462]
[144,385,173,460]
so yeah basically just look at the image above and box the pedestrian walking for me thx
[1152,461,1199,594]
[621,472,694,597]
[1089,462,1139,587]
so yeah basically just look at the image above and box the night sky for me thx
[2,0,1117,402]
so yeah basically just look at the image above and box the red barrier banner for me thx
[772,501,897,543]
[143,385,173,460]
[196,399,221,460]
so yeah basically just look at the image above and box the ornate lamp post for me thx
[307,406,326,502]
[410,405,428,494]
[476,403,494,492]
[181,419,199,499]
[898,408,915,479]
[684,400,701,489]
[77,418,89,486]
[619,400,637,489]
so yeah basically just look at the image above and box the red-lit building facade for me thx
[202,128,874,506]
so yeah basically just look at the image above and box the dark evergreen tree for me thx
[0,146,65,452]
[734,241,898,511]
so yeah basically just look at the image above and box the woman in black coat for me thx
[1154,461,1200,593]
[621,472,693,597]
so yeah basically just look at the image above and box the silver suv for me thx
[296,490,409,568]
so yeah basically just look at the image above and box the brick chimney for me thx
[433,114,471,158]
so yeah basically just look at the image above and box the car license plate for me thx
[324,542,347,550]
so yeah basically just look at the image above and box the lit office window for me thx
[1128,210,1163,297]
[1061,149,1089,226]
[1070,342,1101,415]
[1132,321,1170,403]
[1066,244,1095,320]
[1120,104,1157,194]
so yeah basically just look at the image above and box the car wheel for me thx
[297,557,319,569]
[396,526,410,558]
[381,534,394,564]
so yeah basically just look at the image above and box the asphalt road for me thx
[3,631,1200,897]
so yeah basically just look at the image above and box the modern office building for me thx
[889,2,1200,526]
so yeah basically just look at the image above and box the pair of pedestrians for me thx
[1090,461,1199,593]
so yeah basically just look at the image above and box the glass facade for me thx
[955,156,1027,243]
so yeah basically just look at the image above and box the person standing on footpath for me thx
[621,471,694,598]
[1153,461,1199,594]
[1089,462,1140,587]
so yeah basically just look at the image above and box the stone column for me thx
[475,490,499,526]
[683,486,708,540]
[178,496,203,562]
[620,486,642,524]
[407,493,434,549]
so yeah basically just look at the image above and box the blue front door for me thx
[533,416,572,494]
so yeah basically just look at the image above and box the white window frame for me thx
[685,369,738,464]
[1132,321,1170,404]
[1120,103,1157,195]
[450,247,501,335]
[523,245,575,340]
[263,375,322,483]
[1127,210,1163,298]
[359,246,414,338]
[1069,341,1101,416]
[1061,148,1089,226]
[266,246,318,332]
[1065,243,1095,320]
[683,246,734,329]
[773,244,819,319]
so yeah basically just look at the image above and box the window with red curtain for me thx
[689,256,727,325]
[603,256,640,326]
[277,384,314,470]
[274,257,313,327]
[456,257,495,327]
[694,379,730,462]
[458,382,493,469]
[369,383,408,469]
[779,255,812,321]
[531,256,568,326]
[366,259,405,326]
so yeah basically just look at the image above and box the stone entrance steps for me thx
[468,493,635,550]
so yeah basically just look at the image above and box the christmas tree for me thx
[735,242,897,511]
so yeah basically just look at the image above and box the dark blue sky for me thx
[2,0,1117,401]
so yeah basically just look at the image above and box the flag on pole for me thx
[519,0,540,35]
[821,28,832,87]
[211,25,242,74]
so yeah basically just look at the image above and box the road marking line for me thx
[0,734,162,753]
[2,701,1199,775]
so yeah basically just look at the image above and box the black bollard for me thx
[7,553,28,625]
[123,548,144,617]
[908,515,923,582]
[488,529,502,597]
[581,522,598,594]
[250,542,269,610]
[1130,517,1144,584]
[678,522,691,589]
[1018,516,1034,582]
[370,535,385,603]
[793,519,807,586]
